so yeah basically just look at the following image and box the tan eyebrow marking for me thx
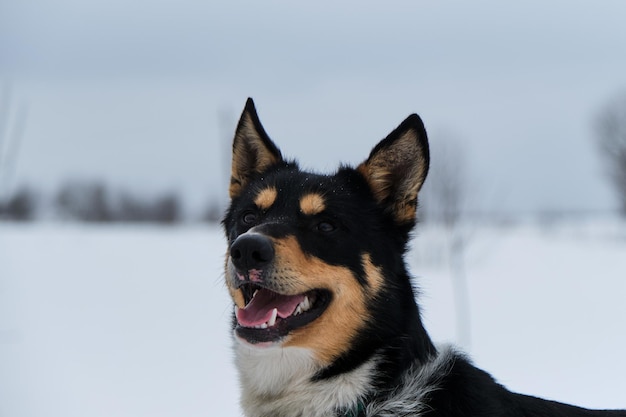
[300,193,326,216]
[254,187,278,210]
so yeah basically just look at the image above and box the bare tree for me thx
[0,84,28,206]
[202,197,223,223]
[116,191,181,223]
[218,106,237,209]
[595,92,626,215]
[55,180,112,222]
[420,132,472,349]
[421,134,468,228]
[0,186,37,221]
[55,180,183,223]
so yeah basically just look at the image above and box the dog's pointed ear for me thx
[229,98,283,199]
[357,114,430,223]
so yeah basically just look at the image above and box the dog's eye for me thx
[241,211,257,225]
[316,221,336,233]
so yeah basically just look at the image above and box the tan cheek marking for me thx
[299,193,326,216]
[273,237,369,365]
[224,253,246,308]
[254,187,278,210]
[361,253,384,295]
[229,287,246,308]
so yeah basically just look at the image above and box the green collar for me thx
[340,400,366,417]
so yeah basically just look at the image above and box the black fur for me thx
[223,98,626,417]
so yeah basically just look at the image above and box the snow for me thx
[1,221,625,416]
[0,225,236,417]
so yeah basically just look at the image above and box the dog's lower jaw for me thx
[235,342,377,417]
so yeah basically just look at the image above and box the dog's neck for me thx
[234,342,378,417]
[233,285,437,417]
[235,339,454,417]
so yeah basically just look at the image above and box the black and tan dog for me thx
[222,98,625,417]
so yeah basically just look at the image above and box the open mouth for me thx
[234,284,331,344]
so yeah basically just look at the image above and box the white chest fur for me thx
[235,340,376,417]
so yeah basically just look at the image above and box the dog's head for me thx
[222,98,430,371]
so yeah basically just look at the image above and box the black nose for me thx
[230,233,275,272]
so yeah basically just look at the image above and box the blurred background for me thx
[1,1,626,416]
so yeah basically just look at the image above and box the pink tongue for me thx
[236,289,305,327]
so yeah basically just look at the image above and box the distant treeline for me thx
[1,180,621,225]
[0,181,224,223]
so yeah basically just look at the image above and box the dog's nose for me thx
[230,233,275,272]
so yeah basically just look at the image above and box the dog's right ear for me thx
[229,98,283,199]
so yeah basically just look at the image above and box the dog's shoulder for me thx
[368,346,626,417]
[364,345,458,416]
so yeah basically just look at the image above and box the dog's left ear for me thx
[357,114,430,223]
[229,98,283,199]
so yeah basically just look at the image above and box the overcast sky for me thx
[1,0,626,215]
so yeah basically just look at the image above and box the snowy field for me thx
[1,220,625,416]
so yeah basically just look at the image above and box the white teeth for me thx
[268,308,278,327]
[294,296,313,316]
[301,296,310,311]
[253,290,259,298]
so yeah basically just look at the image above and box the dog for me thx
[222,98,626,417]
